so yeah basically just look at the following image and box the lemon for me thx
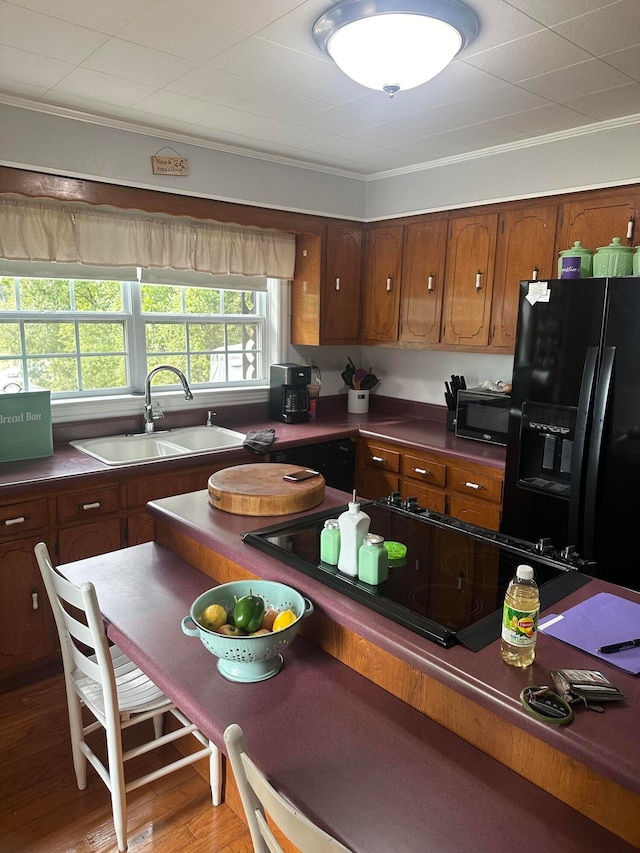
[200,603,227,631]
[272,608,297,632]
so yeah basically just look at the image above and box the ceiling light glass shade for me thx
[313,0,479,95]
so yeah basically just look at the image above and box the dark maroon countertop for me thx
[0,401,505,495]
[60,543,636,853]
[148,487,640,803]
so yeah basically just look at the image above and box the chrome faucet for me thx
[143,365,193,433]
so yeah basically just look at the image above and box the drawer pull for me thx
[371,456,386,464]
[82,502,101,511]
[427,275,434,292]
[464,481,484,490]
[475,270,483,290]
[386,276,392,292]
[413,467,430,476]
[335,276,340,291]
[4,516,26,526]
[32,590,39,611]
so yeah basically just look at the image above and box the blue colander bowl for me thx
[181,580,313,682]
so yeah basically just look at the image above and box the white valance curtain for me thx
[0,194,296,281]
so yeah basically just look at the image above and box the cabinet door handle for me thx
[532,266,539,281]
[386,276,392,292]
[475,270,483,290]
[463,481,485,490]
[427,275,434,292]
[82,502,101,510]
[627,217,634,242]
[335,276,340,291]
[371,456,386,464]
[32,590,39,610]
[3,515,26,526]
[414,467,431,476]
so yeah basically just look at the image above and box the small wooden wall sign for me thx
[151,155,189,176]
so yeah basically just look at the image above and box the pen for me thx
[598,638,640,654]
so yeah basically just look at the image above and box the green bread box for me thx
[0,391,53,462]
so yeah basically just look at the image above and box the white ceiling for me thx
[1,0,639,178]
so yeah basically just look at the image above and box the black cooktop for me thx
[243,498,591,650]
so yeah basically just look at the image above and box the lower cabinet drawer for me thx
[57,486,121,524]
[448,465,503,504]
[362,442,401,474]
[0,499,49,539]
[403,453,446,487]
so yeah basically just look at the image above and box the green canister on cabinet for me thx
[320,519,340,565]
[557,241,593,278]
[358,533,389,585]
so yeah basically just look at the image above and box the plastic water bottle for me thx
[337,490,370,577]
[501,564,539,668]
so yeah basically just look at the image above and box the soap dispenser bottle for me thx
[337,490,370,577]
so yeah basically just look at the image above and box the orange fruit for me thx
[272,608,297,632]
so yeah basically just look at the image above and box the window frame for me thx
[0,268,289,423]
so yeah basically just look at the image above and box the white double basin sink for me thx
[70,425,246,465]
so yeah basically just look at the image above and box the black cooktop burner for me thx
[243,499,591,650]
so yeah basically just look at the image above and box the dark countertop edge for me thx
[148,488,640,799]
[0,410,505,494]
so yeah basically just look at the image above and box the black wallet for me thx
[550,668,626,711]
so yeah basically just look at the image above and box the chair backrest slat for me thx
[224,723,351,853]
[35,542,118,709]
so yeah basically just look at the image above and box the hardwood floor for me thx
[0,674,253,853]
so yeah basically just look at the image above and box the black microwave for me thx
[455,389,509,446]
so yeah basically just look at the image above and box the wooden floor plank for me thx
[0,674,252,853]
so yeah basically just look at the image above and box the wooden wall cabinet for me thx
[490,204,559,350]
[322,223,362,345]
[361,224,404,343]
[442,213,498,348]
[291,224,361,346]
[558,192,640,255]
[399,218,448,345]
[356,438,504,531]
[290,183,640,355]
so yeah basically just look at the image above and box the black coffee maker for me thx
[269,363,311,423]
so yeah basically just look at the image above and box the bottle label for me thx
[502,604,539,647]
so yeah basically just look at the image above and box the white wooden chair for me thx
[35,542,222,852]
[224,723,351,853]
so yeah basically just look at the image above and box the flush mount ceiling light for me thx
[313,0,479,96]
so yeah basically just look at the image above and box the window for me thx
[0,266,275,398]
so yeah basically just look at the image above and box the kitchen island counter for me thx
[59,541,636,853]
[149,486,640,847]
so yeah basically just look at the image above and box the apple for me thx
[216,624,245,636]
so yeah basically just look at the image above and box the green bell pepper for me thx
[232,591,265,633]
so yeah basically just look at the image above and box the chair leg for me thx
[105,722,128,851]
[67,686,88,790]
[210,743,223,806]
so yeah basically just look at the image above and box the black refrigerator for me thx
[500,277,640,592]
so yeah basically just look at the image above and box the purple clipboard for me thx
[539,592,640,675]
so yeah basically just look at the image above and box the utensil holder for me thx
[348,389,369,414]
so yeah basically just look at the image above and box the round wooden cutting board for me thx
[208,463,325,516]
